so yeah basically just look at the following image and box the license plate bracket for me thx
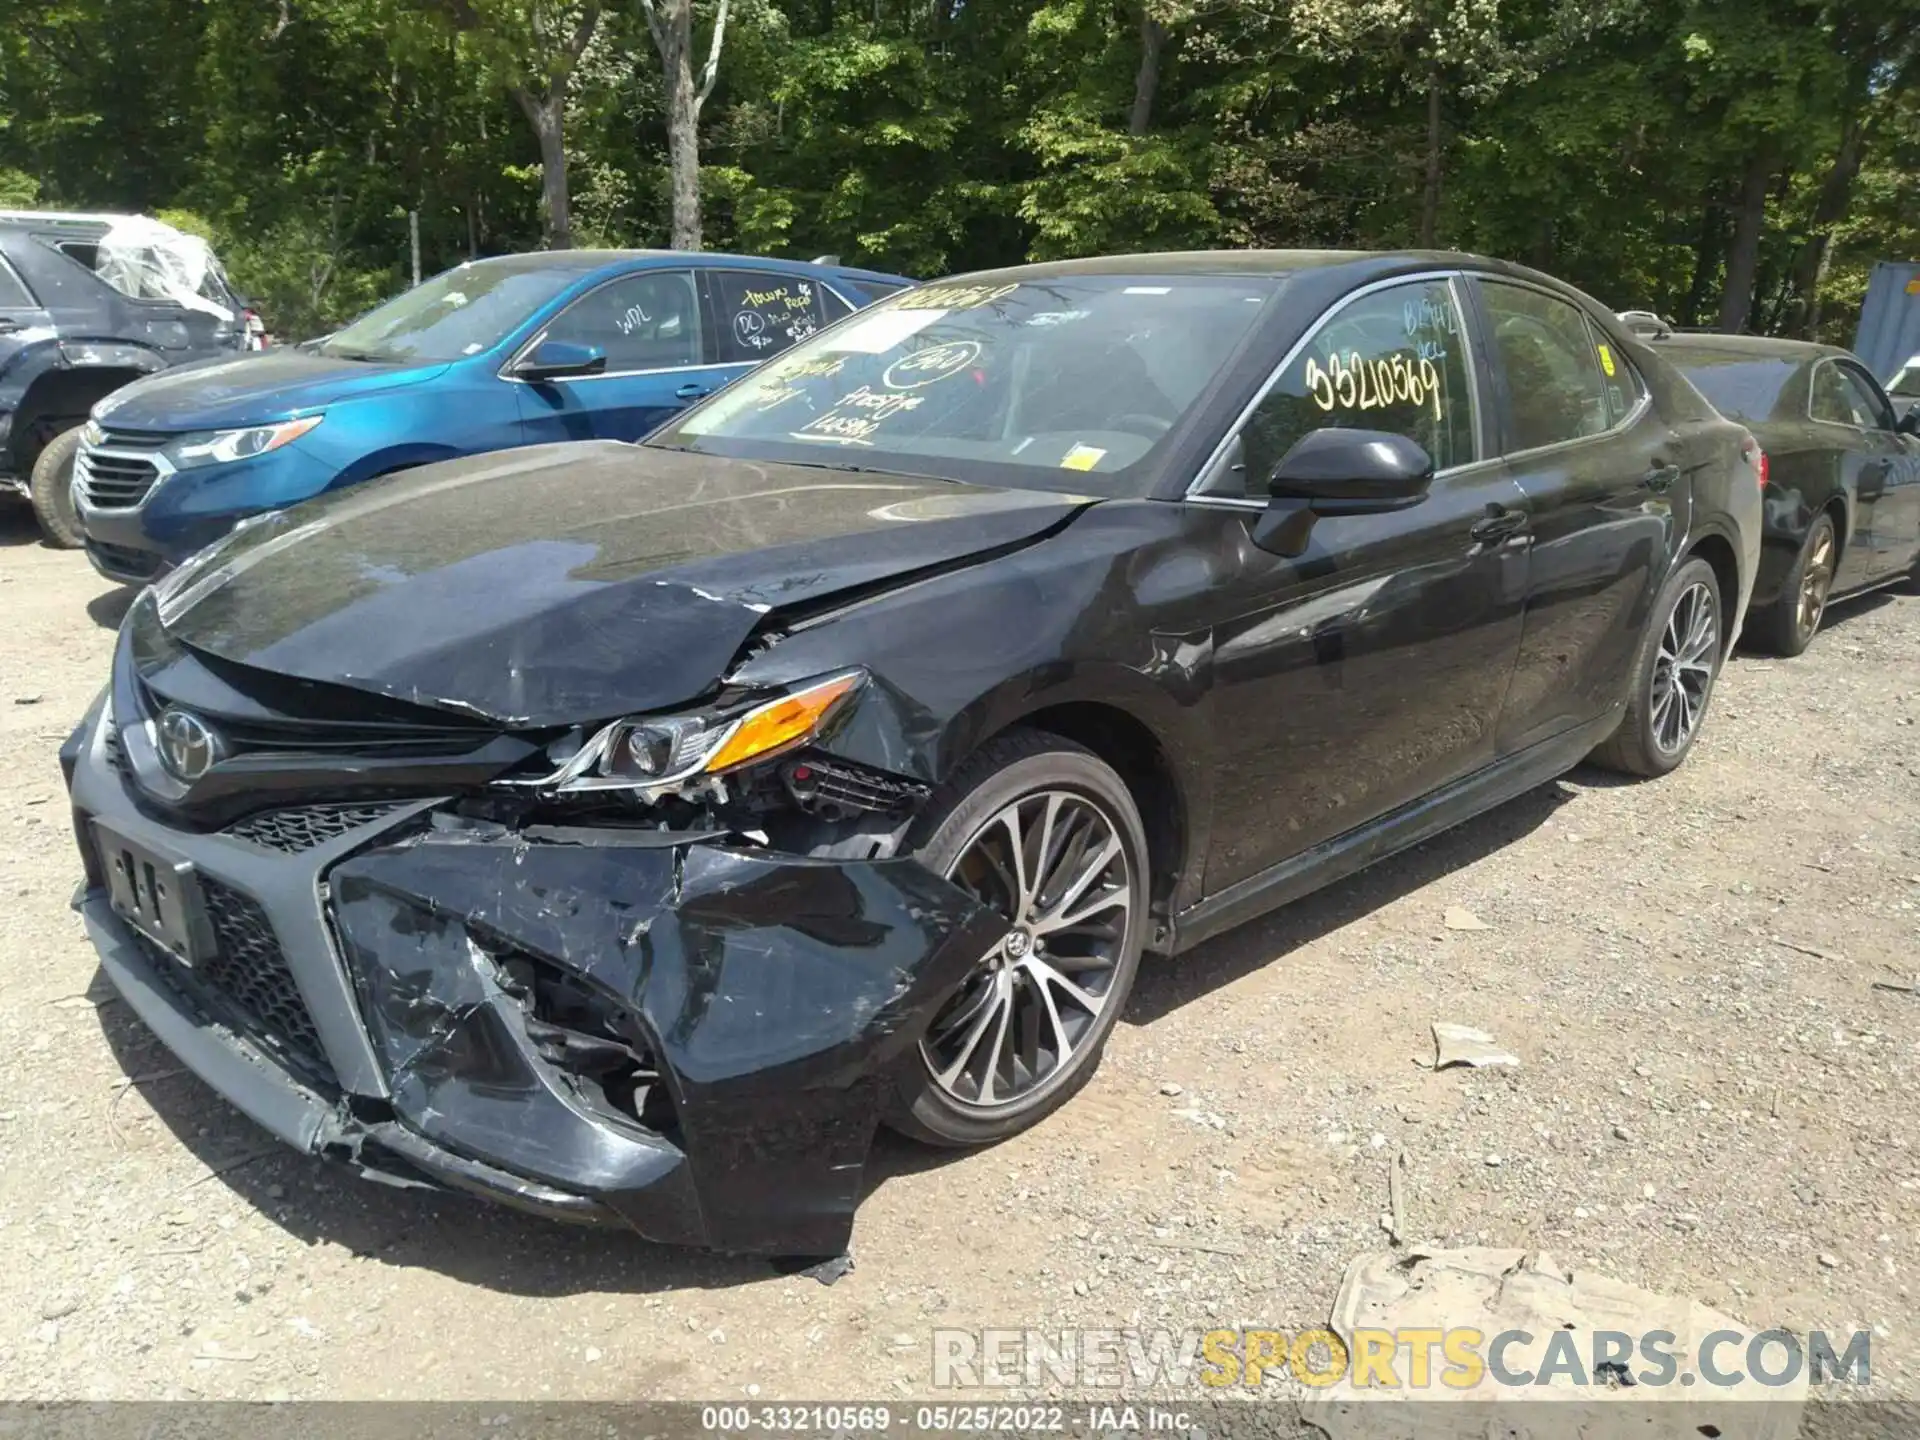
[93,823,216,966]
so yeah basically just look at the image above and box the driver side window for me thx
[1238,280,1477,495]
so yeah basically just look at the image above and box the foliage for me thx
[0,0,1914,344]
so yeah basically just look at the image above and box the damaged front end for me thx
[329,821,1001,1252]
[64,614,1005,1255]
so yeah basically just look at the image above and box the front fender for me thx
[728,504,1218,914]
[56,340,170,376]
[327,442,467,490]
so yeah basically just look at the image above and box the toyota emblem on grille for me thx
[156,708,224,782]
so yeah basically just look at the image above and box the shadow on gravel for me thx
[0,502,49,548]
[1126,778,1576,1026]
[85,585,137,630]
[92,988,786,1295]
[1804,586,1903,633]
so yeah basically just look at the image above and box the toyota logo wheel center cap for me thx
[156,708,223,782]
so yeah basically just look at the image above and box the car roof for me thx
[935,247,1577,283]
[1650,331,1850,365]
[440,249,911,286]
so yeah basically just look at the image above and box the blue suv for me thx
[72,250,911,582]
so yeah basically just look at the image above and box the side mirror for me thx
[1252,428,1434,556]
[1895,404,1920,438]
[513,339,606,382]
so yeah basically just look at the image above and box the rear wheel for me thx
[1589,556,1723,778]
[28,426,83,549]
[887,731,1148,1147]
[1750,513,1836,657]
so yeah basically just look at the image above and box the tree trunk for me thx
[644,0,728,252]
[1681,203,1725,327]
[1129,7,1166,137]
[664,16,702,249]
[1718,149,1774,333]
[513,85,573,249]
[1786,112,1867,338]
[1419,65,1443,247]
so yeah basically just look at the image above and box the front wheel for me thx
[28,426,84,549]
[887,731,1149,1147]
[1589,556,1724,778]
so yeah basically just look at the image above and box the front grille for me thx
[225,802,406,854]
[74,441,163,509]
[195,876,334,1086]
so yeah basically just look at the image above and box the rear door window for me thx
[0,255,34,307]
[710,271,826,364]
[1835,363,1895,431]
[1810,362,1867,427]
[1590,323,1645,425]
[1480,281,1612,451]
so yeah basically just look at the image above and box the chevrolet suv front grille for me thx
[75,431,170,509]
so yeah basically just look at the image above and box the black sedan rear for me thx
[65,250,1761,1255]
[1652,330,1920,654]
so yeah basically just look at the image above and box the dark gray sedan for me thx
[1650,330,1920,655]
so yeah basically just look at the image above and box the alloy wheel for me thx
[1798,529,1835,640]
[920,790,1135,1112]
[1650,579,1718,755]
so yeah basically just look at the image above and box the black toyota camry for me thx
[64,251,1762,1255]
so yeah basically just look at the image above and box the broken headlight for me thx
[537,670,865,799]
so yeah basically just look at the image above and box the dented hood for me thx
[152,441,1090,725]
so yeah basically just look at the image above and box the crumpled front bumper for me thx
[62,698,1002,1254]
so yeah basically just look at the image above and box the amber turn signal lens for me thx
[702,673,862,774]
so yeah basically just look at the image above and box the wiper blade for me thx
[768,457,954,482]
[321,344,393,363]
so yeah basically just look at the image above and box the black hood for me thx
[150,442,1091,725]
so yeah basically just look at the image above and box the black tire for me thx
[1589,556,1724,778]
[1748,513,1836,657]
[886,729,1149,1147]
[28,426,84,549]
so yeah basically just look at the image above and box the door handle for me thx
[675,382,712,400]
[1470,505,1529,543]
[1644,462,1681,493]
[0,318,20,334]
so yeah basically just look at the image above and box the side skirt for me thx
[1827,570,1915,607]
[1167,707,1622,955]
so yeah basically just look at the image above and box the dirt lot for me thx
[2,506,1917,1406]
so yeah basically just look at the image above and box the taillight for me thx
[1740,432,1768,487]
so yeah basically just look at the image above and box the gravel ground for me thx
[2,507,1917,1406]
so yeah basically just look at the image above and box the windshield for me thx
[317,261,578,364]
[1668,354,1798,424]
[651,275,1283,494]
[1891,363,1920,398]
